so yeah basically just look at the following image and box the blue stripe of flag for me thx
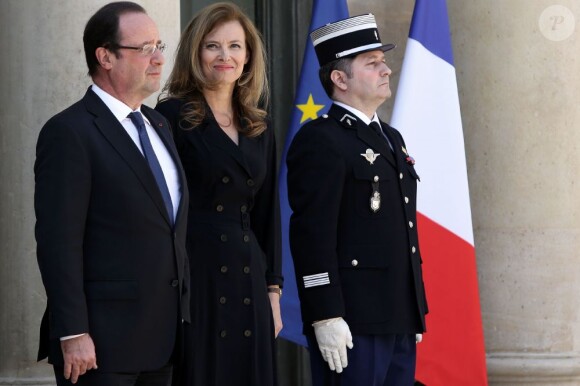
[409,0,454,65]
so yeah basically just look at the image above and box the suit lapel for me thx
[199,120,253,178]
[84,90,172,226]
[380,121,405,168]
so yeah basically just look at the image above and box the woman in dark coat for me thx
[155,3,283,385]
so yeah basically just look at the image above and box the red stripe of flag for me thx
[416,212,488,385]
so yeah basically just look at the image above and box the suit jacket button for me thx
[351,259,358,267]
[243,266,250,274]
[171,279,179,287]
[247,179,255,187]
[222,176,230,183]
[244,330,252,337]
[220,330,227,338]
[219,296,227,304]
[240,205,247,213]
[220,234,228,242]
[216,204,224,212]
[220,265,228,273]
[243,298,251,305]
[243,235,250,242]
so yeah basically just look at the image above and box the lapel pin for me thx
[361,148,380,165]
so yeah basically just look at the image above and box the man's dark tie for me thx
[369,121,394,151]
[128,111,174,224]
[369,121,384,139]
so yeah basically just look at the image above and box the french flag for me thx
[390,0,488,384]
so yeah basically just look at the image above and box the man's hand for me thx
[60,334,98,384]
[312,317,353,373]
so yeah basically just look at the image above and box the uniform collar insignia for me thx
[339,113,357,127]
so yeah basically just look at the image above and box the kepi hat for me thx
[310,13,395,67]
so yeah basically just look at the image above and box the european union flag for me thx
[278,0,349,346]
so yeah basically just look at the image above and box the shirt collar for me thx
[333,101,379,126]
[91,84,149,125]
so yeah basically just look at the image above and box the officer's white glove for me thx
[416,333,423,343]
[312,317,353,373]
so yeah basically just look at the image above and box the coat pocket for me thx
[352,164,392,218]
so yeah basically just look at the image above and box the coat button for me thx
[220,234,228,242]
[220,265,228,273]
[243,298,251,305]
[243,235,250,242]
[222,176,230,184]
[240,205,247,213]
[351,259,358,267]
[219,296,227,304]
[220,330,227,338]
[409,221,414,228]
[244,330,252,337]
[405,197,409,204]
[247,179,255,187]
[412,246,416,253]
[170,279,179,287]
[243,266,250,274]
[373,176,379,182]
[216,204,224,212]
[399,173,404,180]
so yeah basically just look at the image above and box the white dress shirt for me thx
[92,84,181,220]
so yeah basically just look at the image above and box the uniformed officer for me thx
[286,13,428,386]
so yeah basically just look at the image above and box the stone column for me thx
[450,1,580,384]
[0,1,179,384]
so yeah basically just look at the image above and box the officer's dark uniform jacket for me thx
[287,103,428,336]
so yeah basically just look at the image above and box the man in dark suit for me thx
[34,2,189,385]
[287,14,428,386]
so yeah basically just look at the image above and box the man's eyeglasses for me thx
[109,42,166,56]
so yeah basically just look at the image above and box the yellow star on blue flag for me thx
[296,94,325,123]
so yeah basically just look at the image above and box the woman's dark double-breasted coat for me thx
[156,98,283,386]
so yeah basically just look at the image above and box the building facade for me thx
[1,0,579,384]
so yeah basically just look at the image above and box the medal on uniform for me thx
[370,176,381,212]
[361,148,380,165]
